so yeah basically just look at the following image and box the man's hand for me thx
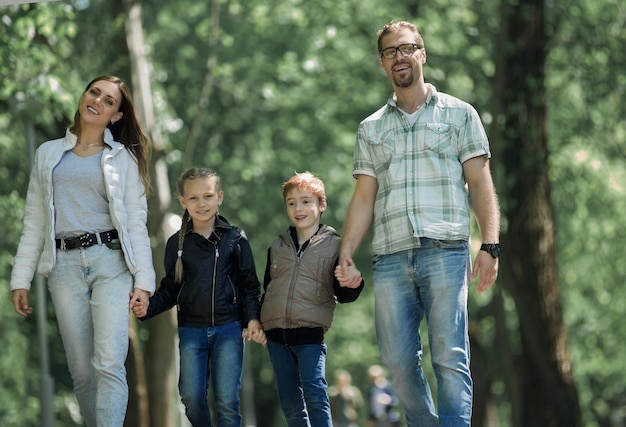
[471,251,499,292]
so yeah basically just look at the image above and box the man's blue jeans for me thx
[372,239,472,427]
[178,322,244,427]
[267,340,332,427]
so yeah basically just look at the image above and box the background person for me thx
[329,369,364,427]
[367,365,400,427]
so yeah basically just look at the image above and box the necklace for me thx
[78,142,104,151]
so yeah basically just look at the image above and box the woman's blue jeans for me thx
[48,242,133,427]
[372,239,472,427]
[267,340,332,427]
[178,322,244,427]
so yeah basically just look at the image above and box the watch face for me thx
[482,243,501,258]
[490,244,501,257]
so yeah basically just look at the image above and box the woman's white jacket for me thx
[10,129,156,294]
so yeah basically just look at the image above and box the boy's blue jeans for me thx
[178,322,244,427]
[373,238,473,427]
[267,340,332,427]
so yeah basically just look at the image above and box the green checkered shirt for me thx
[353,84,491,255]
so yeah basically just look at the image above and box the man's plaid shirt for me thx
[353,84,491,255]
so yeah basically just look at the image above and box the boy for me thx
[260,172,364,427]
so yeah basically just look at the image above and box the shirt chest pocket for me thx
[420,123,456,156]
[368,130,398,170]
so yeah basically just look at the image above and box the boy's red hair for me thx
[282,171,326,206]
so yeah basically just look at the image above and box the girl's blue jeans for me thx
[178,321,244,427]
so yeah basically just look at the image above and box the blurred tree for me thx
[491,0,582,425]
[120,0,181,426]
[546,1,626,425]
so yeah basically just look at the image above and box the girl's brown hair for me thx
[174,168,222,284]
[70,75,151,195]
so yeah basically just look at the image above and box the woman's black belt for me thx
[56,230,119,250]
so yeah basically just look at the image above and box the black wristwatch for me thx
[480,243,501,259]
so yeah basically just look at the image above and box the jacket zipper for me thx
[286,240,301,327]
[211,244,219,326]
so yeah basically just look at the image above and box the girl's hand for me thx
[129,289,149,318]
[243,319,267,347]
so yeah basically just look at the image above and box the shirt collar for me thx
[388,83,437,110]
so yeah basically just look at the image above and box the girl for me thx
[134,167,265,427]
[11,75,155,427]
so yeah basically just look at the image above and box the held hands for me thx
[472,250,499,293]
[12,289,33,317]
[129,288,150,318]
[243,319,267,348]
[335,258,363,288]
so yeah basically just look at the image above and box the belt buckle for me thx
[61,239,67,251]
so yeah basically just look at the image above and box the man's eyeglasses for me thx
[379,43,422,59]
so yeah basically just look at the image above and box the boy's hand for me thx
[243,319,267,347]
[335,258,363,288]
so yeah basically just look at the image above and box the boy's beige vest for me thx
[260,225,340,332]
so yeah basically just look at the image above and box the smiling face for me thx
[285,188,326,240]
[79,80,124,128]
[179,175,224,234]
[379,27,427,89]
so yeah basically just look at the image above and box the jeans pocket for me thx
[105,241,122,250]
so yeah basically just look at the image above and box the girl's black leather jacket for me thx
[144,215,261,328]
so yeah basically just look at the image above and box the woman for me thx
[10,75,156,427]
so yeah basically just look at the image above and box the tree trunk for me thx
[122,1,179,426]
[182,0,220,169]
[492,0,582,425]
[125,317,150,427]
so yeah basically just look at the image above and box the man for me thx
[336,21,500,426]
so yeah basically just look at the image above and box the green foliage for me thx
[547,0,626,424]
[0,3,81,425]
